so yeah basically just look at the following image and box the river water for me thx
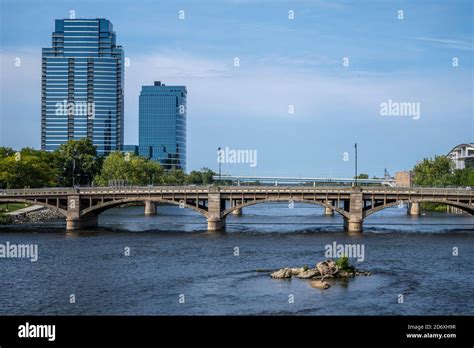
[0,203,473,315]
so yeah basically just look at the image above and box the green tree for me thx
[199,167,215,184]
[0,147,15,158]
[162,170,186,185]
[186,170,203,185]
[94,152,164,186]
[0,148,58,188]
[356,173,369,179]
[186,168,215,185]
[412,156,454,187]
[451,167,474,186]
[54,138,100,186]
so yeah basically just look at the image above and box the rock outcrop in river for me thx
[269,258,371,290]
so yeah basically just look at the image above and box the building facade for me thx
[41,18,124,155]
[122,145,138,155]
[447,143,474,169]
[395,171,413,187]
[139,81,187,171]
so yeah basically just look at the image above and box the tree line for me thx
[0,139,215,189]
[1,140,473,189]
[412,156,474,187]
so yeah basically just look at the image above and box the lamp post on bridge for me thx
[72,157,76,187]
[354,142,358,187]
[217,147,222,186]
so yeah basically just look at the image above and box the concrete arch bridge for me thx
[0,186,472,233]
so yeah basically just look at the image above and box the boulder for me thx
[316,260,339,276]
[290,267,304,276]
[338,271,355,278]
[271,268,292,279]
[355,271,372,276]
[327,260,337,269]
[296,269,320,279]
[310,280,331,290]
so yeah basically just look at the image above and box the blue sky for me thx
[0,0,473,176]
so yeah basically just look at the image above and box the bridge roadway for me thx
[0,186,472,233]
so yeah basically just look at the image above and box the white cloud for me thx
[414,37,474,51]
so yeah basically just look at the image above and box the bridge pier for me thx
[207,190,226,231]
[144,201,157,216]
[207,217,226,231]
[343,217,363,234]
[408,202,420,216]
[66,215,98,230]
[344,189,364,233]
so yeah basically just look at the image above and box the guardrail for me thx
[0,186,472,196]
[0,188,76,196]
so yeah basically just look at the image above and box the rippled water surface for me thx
[0,203,473,315]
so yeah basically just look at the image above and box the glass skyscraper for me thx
[41,18,124,155]
[139,81,187,171]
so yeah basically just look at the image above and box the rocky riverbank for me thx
[269,258,371,290]
[1,208,63,225]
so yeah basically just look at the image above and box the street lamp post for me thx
[217,147,222,186]
[354,142,358,186]
[72,157,76,187]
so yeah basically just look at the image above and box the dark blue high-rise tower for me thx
[41,18,124,155]
[139,81,187,171]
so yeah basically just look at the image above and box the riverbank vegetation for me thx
[2,142,473,190]
[412,156,474,187]
[0,203,25,213]
[0,140,215,189]
[0,203,26,223]
[411,156,474,211]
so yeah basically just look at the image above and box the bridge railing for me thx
[0,185,472,197]
[361,187,473,193]
[0,187,77,196]
[77,186,210,194]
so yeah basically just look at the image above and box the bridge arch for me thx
[222,198,349,219]
[363,199,474,218]
[0,198,68,217]
[80,197,208,218]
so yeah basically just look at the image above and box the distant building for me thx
[138,81,187,171]
[395,171,413,187]
[122,145,138,155]
[447,143,474,169]
[41,18,124,155]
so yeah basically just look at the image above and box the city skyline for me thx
[0,1,473,334]
[0,0,472,176]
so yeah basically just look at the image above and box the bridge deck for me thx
[0,186,472,232]
[0,186,472,197]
